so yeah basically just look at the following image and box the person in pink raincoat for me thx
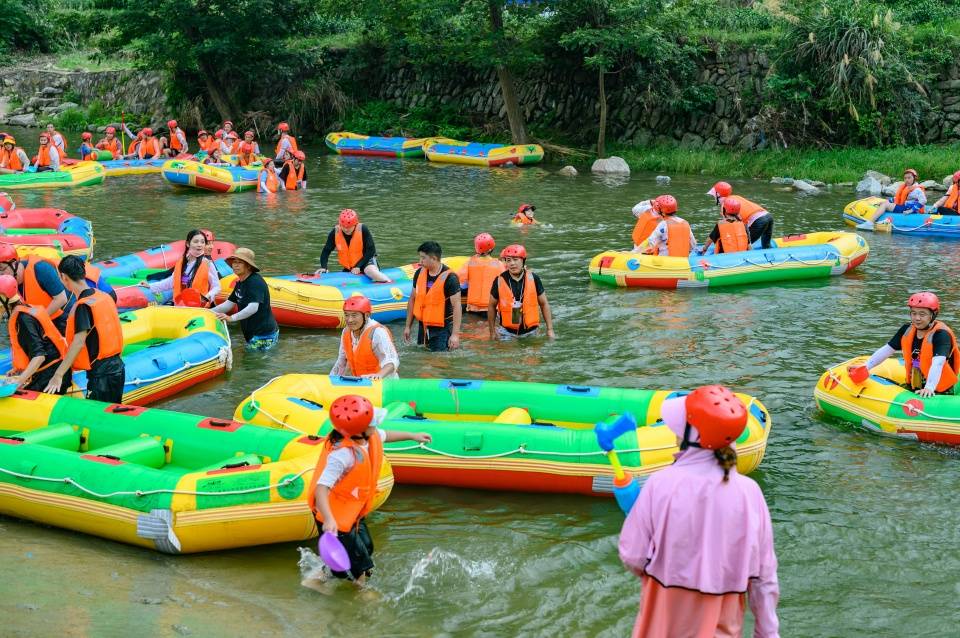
[619,385,780,638]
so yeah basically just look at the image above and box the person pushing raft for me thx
[211,248,280,351]
[0,275,71,394]
[619,386,780,638]
[849,292,959,397]
[316,209,390,282]
[306,394,431,587]
[330,295,399,379]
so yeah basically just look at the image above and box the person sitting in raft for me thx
[644,195,697,257]
[46,123,68,159]
[77,131,98,161]
[403,241,462,352]
[631,199,661,251]
[279,150,308,190]
[931,171,960,216]
[849,292,960,397]
[145,229,221,307]
[316,209,390,282]
[620,385,780,638]
[137,128,162,160]
[236,142,257,167]
[0,274,71,394]
[124,129,144,158]
[274,121,298,161]
[95,127,123,159]
[331,295,399,379]
[257,158,283,193]
[872,168,927,217]
[487,244,555,340]
[241,130,260,156]
[306,395,431,588]
[219,131,238,156]
[0,137,30,173]
[45,256,126,403]
[708,181,773,249]
[701,198,750,255]
[163,119,188,157]
[195,130,213,154]
[512,203,538,225]
[211,248,280,351]
[215,120,235,140]
[459,233,504,314]
[32,132,61,172]
[202,148,228,166]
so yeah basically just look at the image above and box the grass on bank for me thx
[612,144,960,184]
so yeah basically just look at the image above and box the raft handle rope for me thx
[826,370,960,422]
[0,464,311,499]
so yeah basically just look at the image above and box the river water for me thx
[1,132,958,636]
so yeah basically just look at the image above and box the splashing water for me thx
[389,548,498,602]
[297,546,329,582]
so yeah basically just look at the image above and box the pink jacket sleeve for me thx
[748,495,780,638]
[618,481,654,577]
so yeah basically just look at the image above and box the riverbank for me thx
[609,144,960,185]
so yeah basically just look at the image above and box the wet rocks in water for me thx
[791,179,820,194]
[770,177,794,185]
[921,179,946,192]
[6,113,37,127]
[882,181,903,197]
[863,170,892,186]
[591,156,630,175]
[856,176,883,195]
[171,624,192,636]
[138,597,163,605]
[655,175,671,185]
[556,165,578,177]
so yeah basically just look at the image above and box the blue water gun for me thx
[594,413,641,514]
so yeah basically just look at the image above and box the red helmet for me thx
[711,181,732,197]
[518,203,535,215]
[244,130,255,137]
[339,208,359,228]
[0,244,19,262]
[953,170,960,183]
[200,228,215,242]
[722,198,741,216]
[81,132,92,140]
[142,127,153,136]
[500,244,527,259]
[293,150,306,161]
[328,395,374,437]
[167,120,178,129]
[904,168,919,180]
[223,120,233,126]
[198,130,209,137]
[278,122,290,132]
[105,126,116,134]
[0,274,18,301]
[474,232,496,253]
[907,291,940,313]
[343,295,373,314]
[685,385,748,450]
[655,194,678,215]
[215,131,224,139]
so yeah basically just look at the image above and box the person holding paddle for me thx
[305,394,431,587]
[0,275,71,393]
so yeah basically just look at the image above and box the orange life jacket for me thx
[306,433,383,532]
[725,195,766,226]
[894,183,924,206]
[335,225,364,270]
[512,214,535,225]
[944,184,959,213]
[275,134,298,158]
[463,255,504,312]
[2,147,24,171]
[237,151,256,167]
[97,137,122,158]
[170,129,185,152]
[65,289,124,371]
[716,220,750,254]
[258,167,279,193]
[283,161,304,190]
[199,138,217,153]
[342,322,392,377]
[172,257,211,298]
[497,271,539,331]
[22,256,65,319]
[413,268,451,328]
[901,320,960,393]
[35,145,53,168]
[9,304,67,370]
[81,146,97,161]
[127,138,142,156]
[632,210,660,246]
[664,217,692,257]
[138,137,160,159]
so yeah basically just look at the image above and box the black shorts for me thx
[332,518,375,580]
[86,356,126,404]
[936,206,960,216]
[25,364,72,394]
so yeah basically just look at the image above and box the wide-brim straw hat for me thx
[226,247,260,272]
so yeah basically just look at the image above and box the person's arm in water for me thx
[538,291,556,339]
[402,271,418,343]
[449,290,462,349]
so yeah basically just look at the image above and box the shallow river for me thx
[1,135,958,637]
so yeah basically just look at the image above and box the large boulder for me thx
[921,179,946,192]
[856,176,883,195]
[40,86,63,97]
[881,181,903,197]
[556,165,578,177]
[863,170,892,185]
[591,156,631,175]
[7,113,37,127]
[656,175,671,185]
[791,179,821,194]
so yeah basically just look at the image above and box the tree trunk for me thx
[488,0,529,144]
[198,58,238,122]
[597,70,607,159]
